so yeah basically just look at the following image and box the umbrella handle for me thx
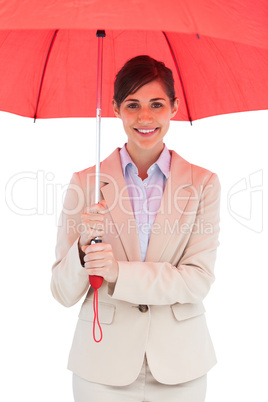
[89,237,104,289]
[89,237,103,343]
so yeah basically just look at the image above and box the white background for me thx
[0,109,267,401]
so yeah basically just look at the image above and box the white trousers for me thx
[73,357,207,402]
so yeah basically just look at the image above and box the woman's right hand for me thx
[78,200,107,249]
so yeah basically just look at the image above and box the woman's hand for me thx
[82,242,119,284]
[78,200,107,249]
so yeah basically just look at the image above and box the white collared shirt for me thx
[119,144,171,261]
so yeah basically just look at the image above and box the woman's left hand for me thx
[82,243,119,284]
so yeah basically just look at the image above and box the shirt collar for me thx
[154,144,171,179]
[120,143,136,174]
[120,143,171,179]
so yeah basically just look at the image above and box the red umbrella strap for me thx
[93,288,103,343]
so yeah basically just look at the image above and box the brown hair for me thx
[113,55,176,109]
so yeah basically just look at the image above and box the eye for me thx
[151,102,164,108]
[127,102,139,109]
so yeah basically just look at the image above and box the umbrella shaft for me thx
[95,31,105,204]
[95,107,101,204]
[96,33,104,110]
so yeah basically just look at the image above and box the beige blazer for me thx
[51,148,220,386]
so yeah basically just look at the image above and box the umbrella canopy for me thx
[0,0,267,122]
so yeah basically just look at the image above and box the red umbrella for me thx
[0,0,267,122]
[1,0,267,341]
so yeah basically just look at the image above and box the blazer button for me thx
[138,304,148,313]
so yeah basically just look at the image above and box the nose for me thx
[137,107,153,124]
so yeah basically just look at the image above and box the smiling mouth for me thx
[134,128,159,135]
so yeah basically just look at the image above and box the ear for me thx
[170,98,180,119]
[112,99,121,118]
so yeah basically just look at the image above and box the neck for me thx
[126,143,164,180]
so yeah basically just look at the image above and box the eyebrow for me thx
[124,98,166,102]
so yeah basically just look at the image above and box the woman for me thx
[51,55,220,401]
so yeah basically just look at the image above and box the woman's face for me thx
[112,80,179,156]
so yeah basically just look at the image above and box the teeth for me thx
[137,129,155,133]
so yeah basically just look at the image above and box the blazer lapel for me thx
[145,151,193,262]
[100,148,142,262]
